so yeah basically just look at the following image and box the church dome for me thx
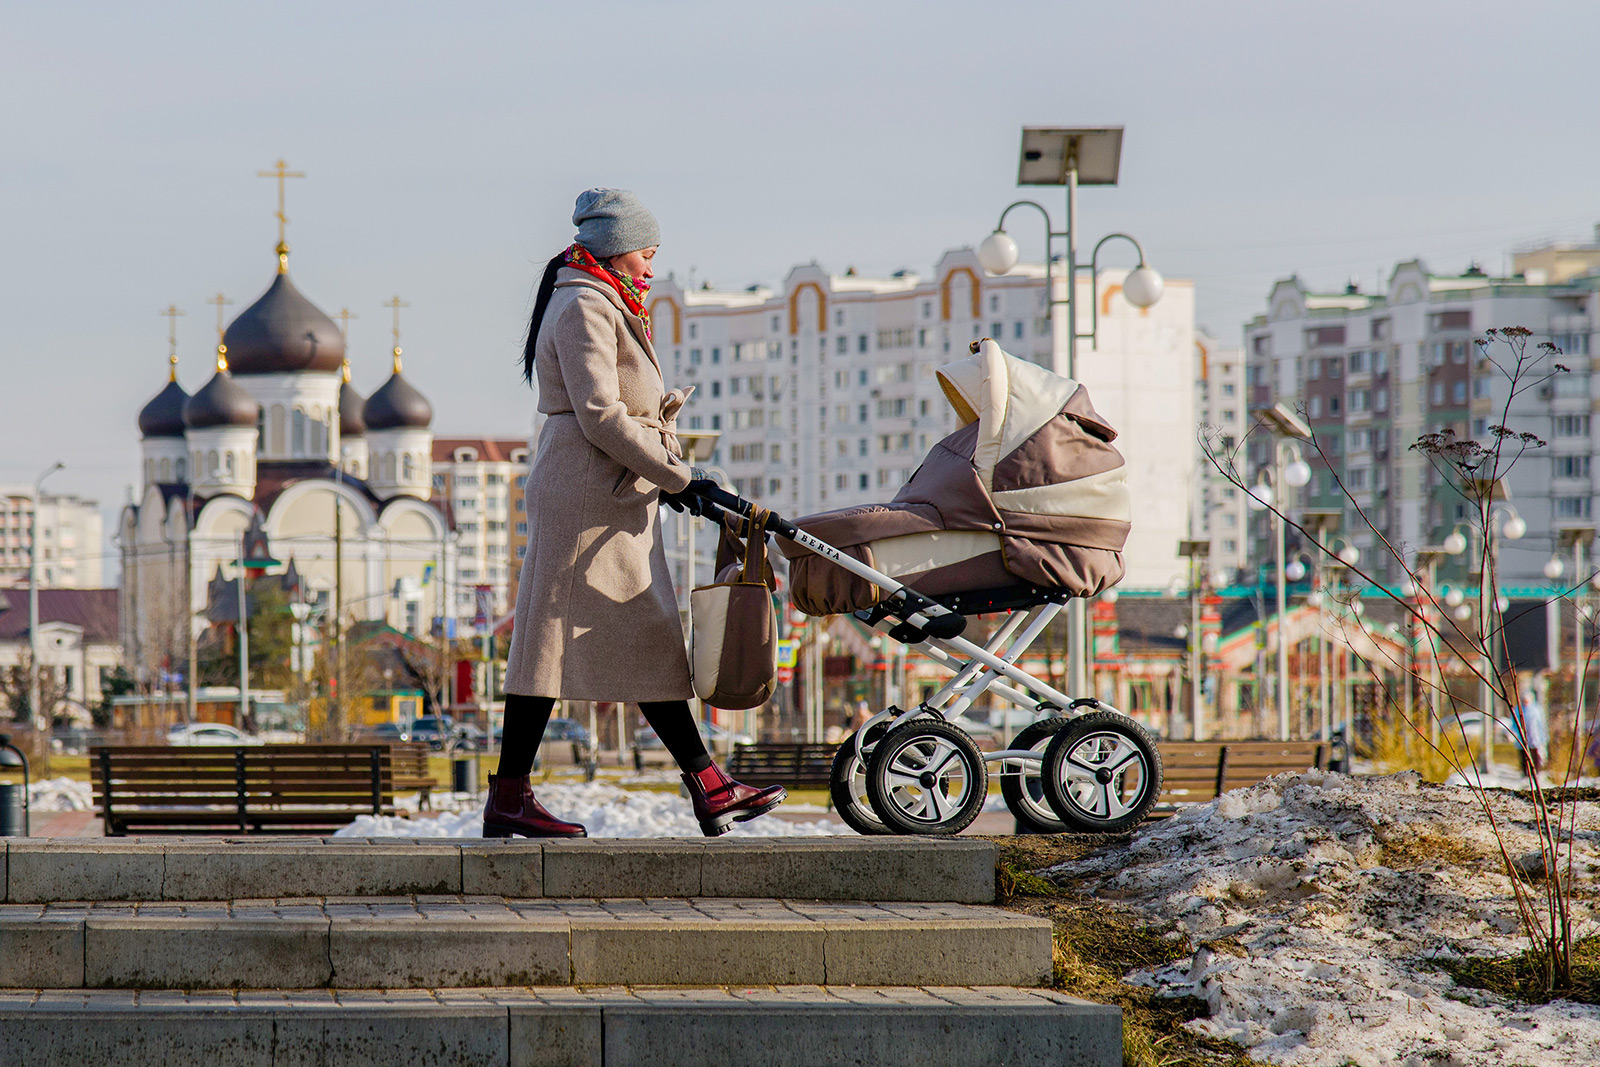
[184,369,260,429]
[364,363,433,430]
[339,377,368,436]
[138,378,190,438]
[223,273,345,375]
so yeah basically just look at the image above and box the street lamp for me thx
[979,126,1163,702]
[27,461,65,734]
[1250,404,1312,740]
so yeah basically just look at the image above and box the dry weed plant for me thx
[1202,327,1586,996]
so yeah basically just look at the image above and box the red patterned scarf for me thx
[564,243,651,340]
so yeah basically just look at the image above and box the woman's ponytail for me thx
[521,252,566,384]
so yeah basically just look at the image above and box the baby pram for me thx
[684,339,1162,836]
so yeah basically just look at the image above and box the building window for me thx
[1555,415,1591,437]
[1308,397,1322,418]
[1556,496,1594,519]
[859,473,869,490]
[858,334,869,353]
[1555,455,1592,479]
[402,454,414,480]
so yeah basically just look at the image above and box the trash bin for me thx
[0,783,24,837]
[451,758,473,794]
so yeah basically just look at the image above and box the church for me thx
[120,196,457,699]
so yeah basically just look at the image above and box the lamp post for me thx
[1554,528,1594,755]
[1177,539,1210,739]
[978,127,1163,701]
[1249,404,1313,740]
[27,462,65,734]
[1412,537,1467,749]
[1476,503,1525,770]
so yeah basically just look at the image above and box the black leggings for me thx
[496,693,712,778]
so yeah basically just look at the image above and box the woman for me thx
[485,188,787,838]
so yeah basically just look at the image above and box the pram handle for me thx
[682,481,968,640]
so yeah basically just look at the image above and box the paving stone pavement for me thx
[0,896,1054,990]
[0,836,999,903]
[0,985,1121,1067]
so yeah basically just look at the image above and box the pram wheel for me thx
[999,717,1070,834]
[1039,711,1162,834]
[829,723,892,836]
[865,720,988,836]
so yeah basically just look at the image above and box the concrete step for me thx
[0,897,1053,990]
[0,986,1119,1067]
[1,837,997,904]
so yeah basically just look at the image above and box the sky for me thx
[2,0,1598,572]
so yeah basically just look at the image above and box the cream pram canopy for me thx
[779,338,1131,616]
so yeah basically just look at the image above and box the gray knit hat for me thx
[572,188,659,258]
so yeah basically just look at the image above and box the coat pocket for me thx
[612,468,639,497]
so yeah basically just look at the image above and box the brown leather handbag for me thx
[691,508,778,710]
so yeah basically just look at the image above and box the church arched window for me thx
[159,458,171,482]
[292,410,306,455]
[270,405,286,455]
[146,459,156,483]
[176,457,187,482]
[402,454,414,481]
[208,450,219,476]
[224,452,235,477]
[384,454,397,482]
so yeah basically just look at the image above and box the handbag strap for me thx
[740,508,770,583]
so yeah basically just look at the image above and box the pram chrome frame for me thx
[688,482,1159,835]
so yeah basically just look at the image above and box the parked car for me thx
[633,720,754,766]
[454,724,487,753]
[409,715,457,750]
[357,722,411,744]
[168,722,260,746]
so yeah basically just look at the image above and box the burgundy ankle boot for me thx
[682,762,787,837]
[482,774,587,838]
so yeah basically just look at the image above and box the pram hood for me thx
[932,338,1130,529]
[778,338,1130,611]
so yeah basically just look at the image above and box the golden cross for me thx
[256,158,306,272]
[208,293,233,344]
[159,304,184,380]
[383,295,409,372]
[207,293,233,372]
[337,307,358,343]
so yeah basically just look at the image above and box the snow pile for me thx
[27,777,95,812]
[1052,771,1600,1066]
[337,781,846,838]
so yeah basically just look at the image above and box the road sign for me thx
[776,666,795,685]
[775,640,799,669]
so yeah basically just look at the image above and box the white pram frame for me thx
[688,483,1163,837]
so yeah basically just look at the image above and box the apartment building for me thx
[0,489,104,589]
[645,248,1196,590]
[1243,237,1600,586]
[431,437,531,622]
[1193,330,1251,576]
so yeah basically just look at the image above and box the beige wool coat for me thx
[503,267,695,701]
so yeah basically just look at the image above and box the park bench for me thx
[92,744,397,835]
[1153,739,1330,812]
[388,741,439,809]
[727,742,838,789]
